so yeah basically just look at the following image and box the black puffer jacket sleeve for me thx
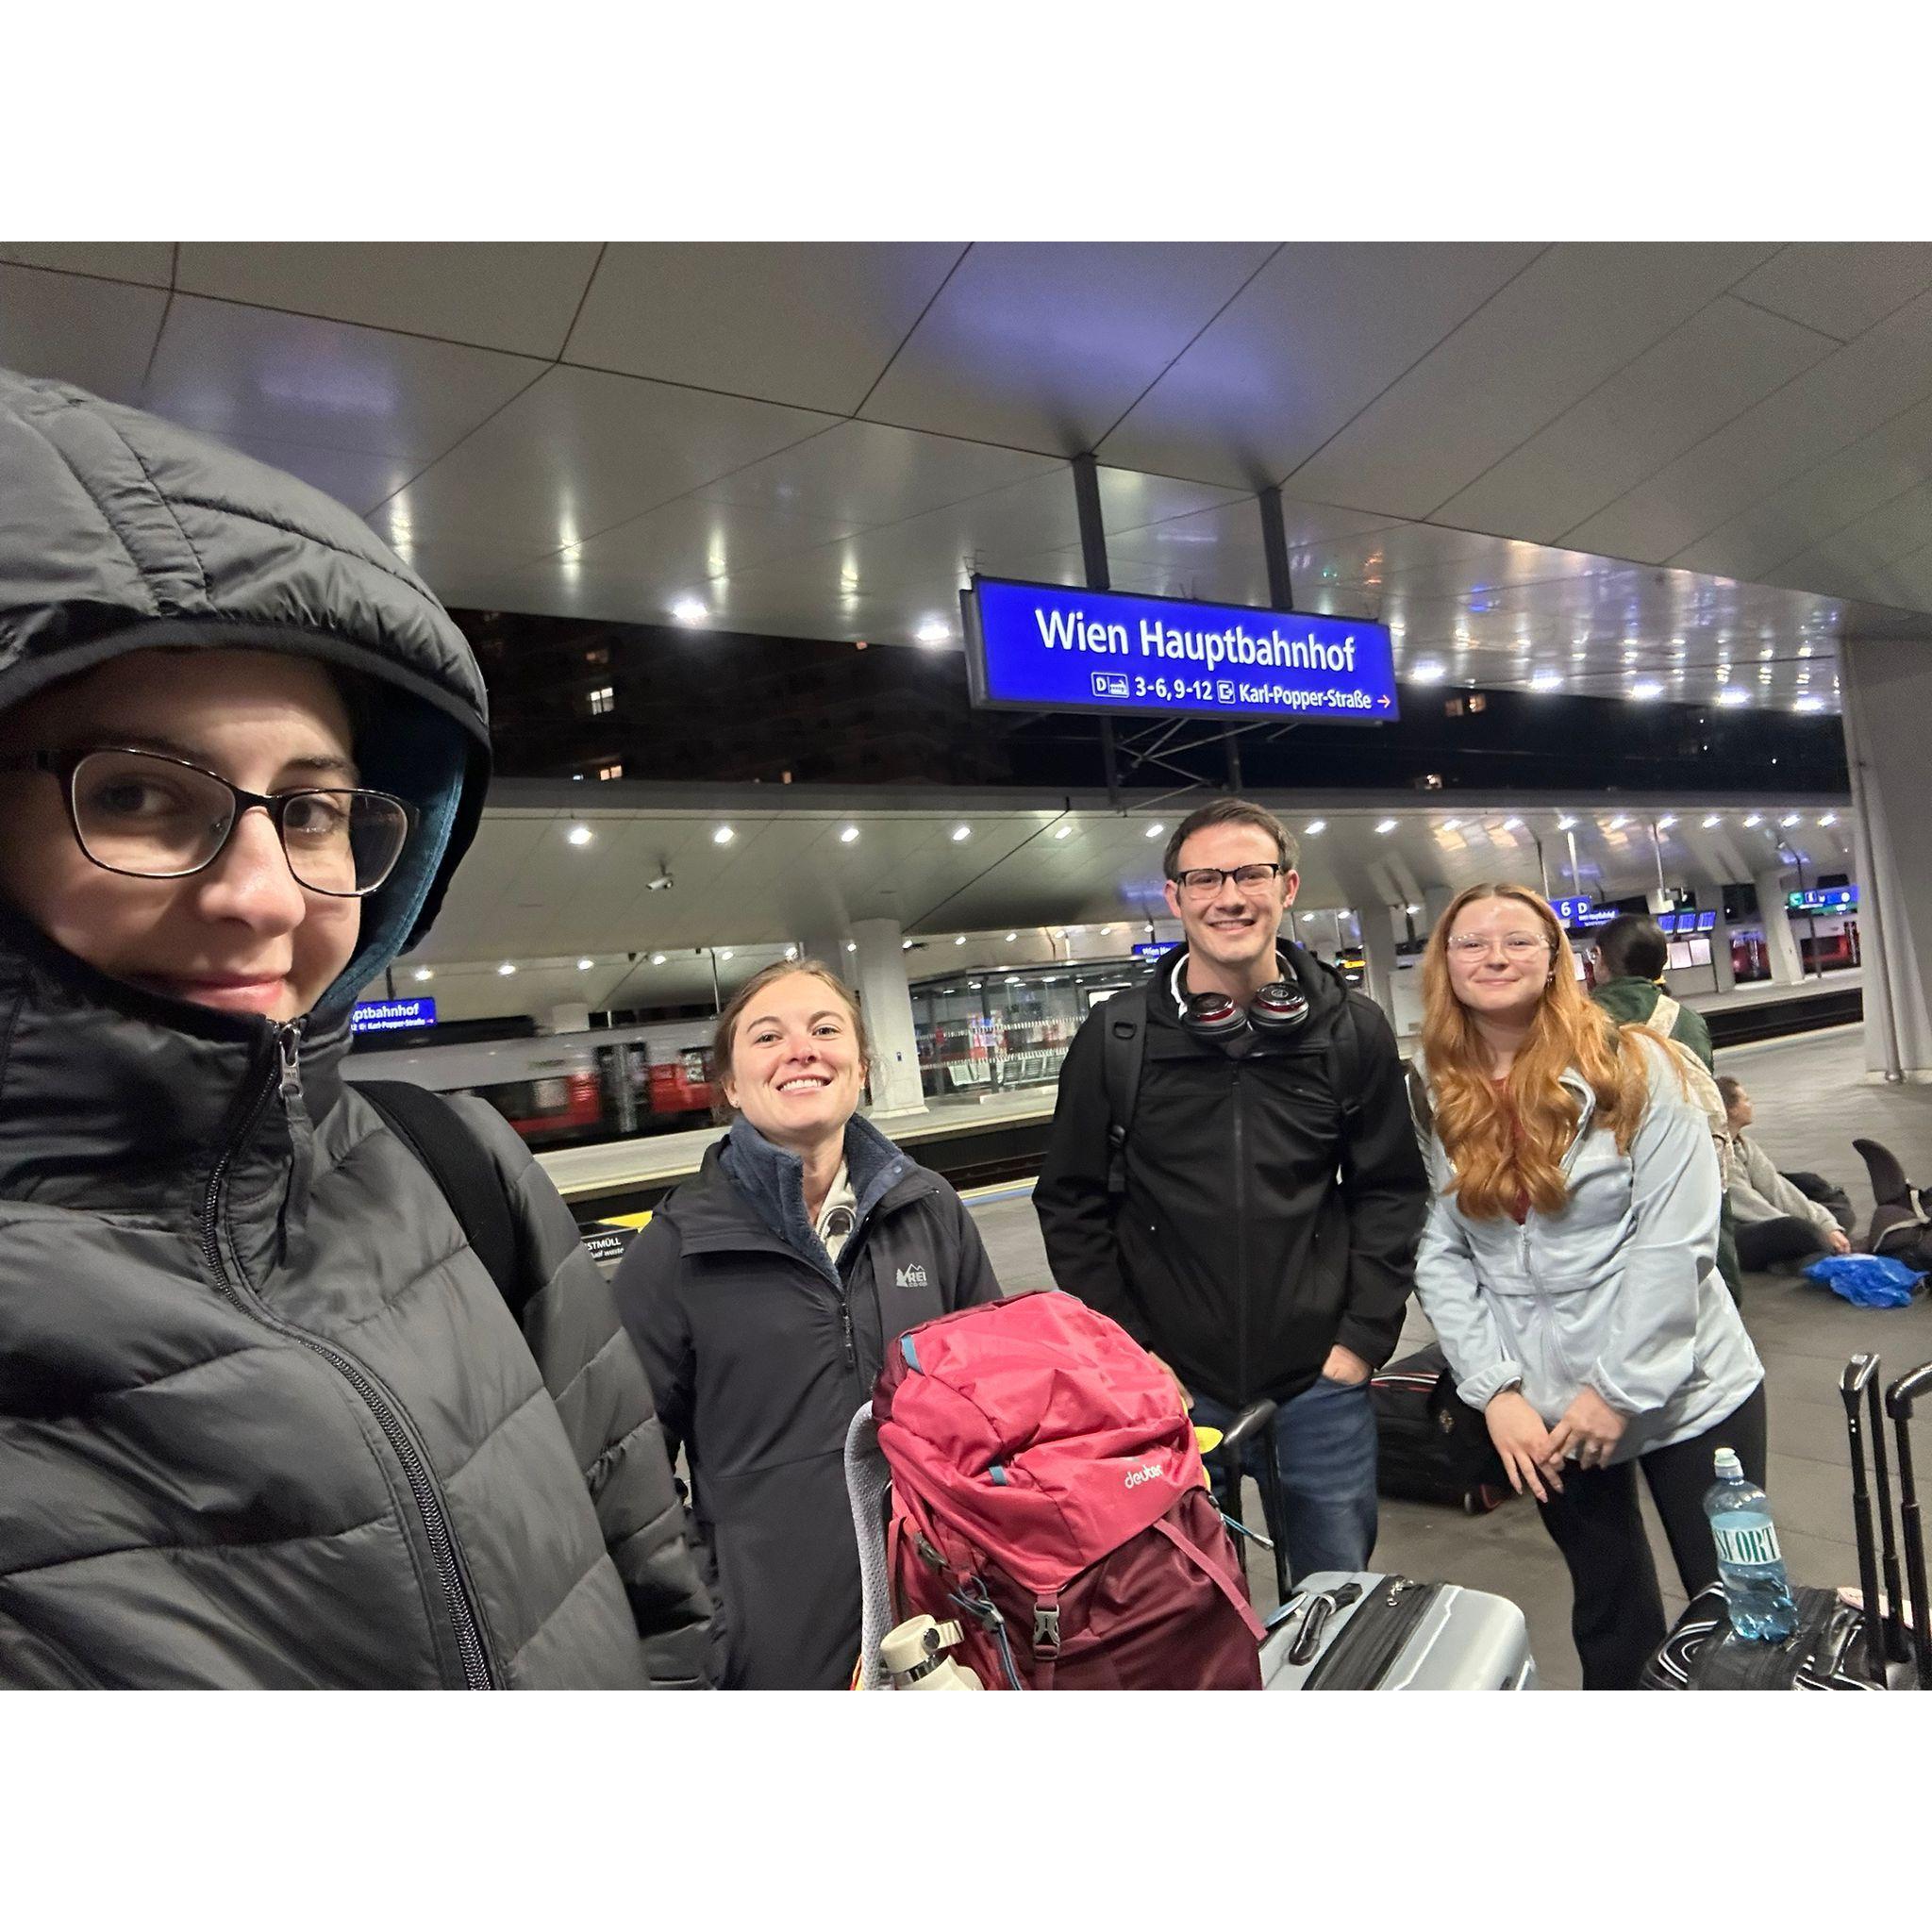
[452,1099,713,1688]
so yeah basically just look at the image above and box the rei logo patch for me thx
[896,1263,930,1289]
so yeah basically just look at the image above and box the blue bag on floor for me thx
[1803,1253,1925,1307]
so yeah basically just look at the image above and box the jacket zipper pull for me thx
[275,1021,304,1108]
[841,1299,856,1368]
[273,1021,308,1262]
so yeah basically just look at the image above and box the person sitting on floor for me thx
[1718,1074,1856,1271]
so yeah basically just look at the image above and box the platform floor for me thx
[964,1023,1932,1689]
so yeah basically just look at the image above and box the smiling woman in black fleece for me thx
[613,959,1005,1688]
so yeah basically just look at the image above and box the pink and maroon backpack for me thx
[867,1291,1262,1689]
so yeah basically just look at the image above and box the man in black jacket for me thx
[1035,799,1427,1580]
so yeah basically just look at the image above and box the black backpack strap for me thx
[356,1080,529,1324]
[1100,986,1148,1199]
[1327,995,1368,1127]
[1404,1060,1433,1140]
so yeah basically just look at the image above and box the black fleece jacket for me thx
[1034,943,1426,1410]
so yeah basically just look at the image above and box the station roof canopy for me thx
[391,781,1855,1022]
[9,242,1932,718]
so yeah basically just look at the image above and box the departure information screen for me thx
[962,576,1399,725]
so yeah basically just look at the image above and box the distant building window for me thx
[598,762,624,781]
[589,685,615,716]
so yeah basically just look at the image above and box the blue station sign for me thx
[1132,941,1180,959]
[962,577,1398,725]
[351,995,438,1035]
[1551,894,1593,925]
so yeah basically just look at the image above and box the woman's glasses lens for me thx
[69,750,408,894]
[1447,933,1551,957]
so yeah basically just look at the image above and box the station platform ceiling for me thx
[8,242,1932,717]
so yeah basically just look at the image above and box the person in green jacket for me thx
[1590,915,1744,1299]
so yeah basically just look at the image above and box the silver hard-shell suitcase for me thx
[1261,1570,1539,1690]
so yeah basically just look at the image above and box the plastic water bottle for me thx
[1704,1448,1799,1641]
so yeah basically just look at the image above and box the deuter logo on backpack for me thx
[896,1262,929,1289]
[1123,1460,1164,1490]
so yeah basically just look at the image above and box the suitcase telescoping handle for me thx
[1884,1361,1932,1690]
[1840,1356,1890,1685]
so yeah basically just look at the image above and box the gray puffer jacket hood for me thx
[0,367,710,1687]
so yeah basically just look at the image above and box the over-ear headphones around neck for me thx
[1176,952,1311,1049]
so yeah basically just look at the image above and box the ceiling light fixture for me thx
[412,968,433,982]
[1557,815,1577,831]
[955,936,967,946]
[649,952,667,965]
[1818,813,1838,827]
[672,598,708,625]
[1304,820,1325,836]
[1005,932,1018,942]
[567,824,593,846]
[1409,662,1446,683]
[1629,680,1664,701]
[713,824,735,844]
[719,949,734,961]
[916,618,951,646]
[1374,819,1398,835]
[1144,823,1164,839]
[496,962,516,976]
[1742,813,1763,827]
[840,825,860,843]
[1702,815,1723,828]
[576,958,593,971]
[1717,688,1751,708]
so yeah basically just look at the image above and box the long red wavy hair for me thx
[1420,883,1654,1220]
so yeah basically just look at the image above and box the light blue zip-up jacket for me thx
[1412,1032,1762,1464]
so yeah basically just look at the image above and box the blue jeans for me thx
[1191,1376,1379,1584]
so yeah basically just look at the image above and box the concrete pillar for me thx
[799,929,851,983]
[850,917,926,1116]
[1356,903,1403,1035]
[1841,636,1932,1077]
[1752,869,1805,988]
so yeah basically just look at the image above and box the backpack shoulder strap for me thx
[356,1080,528,1323]
[1100,986,1149,1198]
[1328,993,1370,1125]
[1405,1059,1434,1139]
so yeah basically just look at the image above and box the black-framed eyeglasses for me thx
[0,746,416,898]
[1170,862,1289,897]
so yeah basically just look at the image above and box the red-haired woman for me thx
[1411,884,1767,1688]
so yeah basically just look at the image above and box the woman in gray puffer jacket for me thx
[0,366,710,1688]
